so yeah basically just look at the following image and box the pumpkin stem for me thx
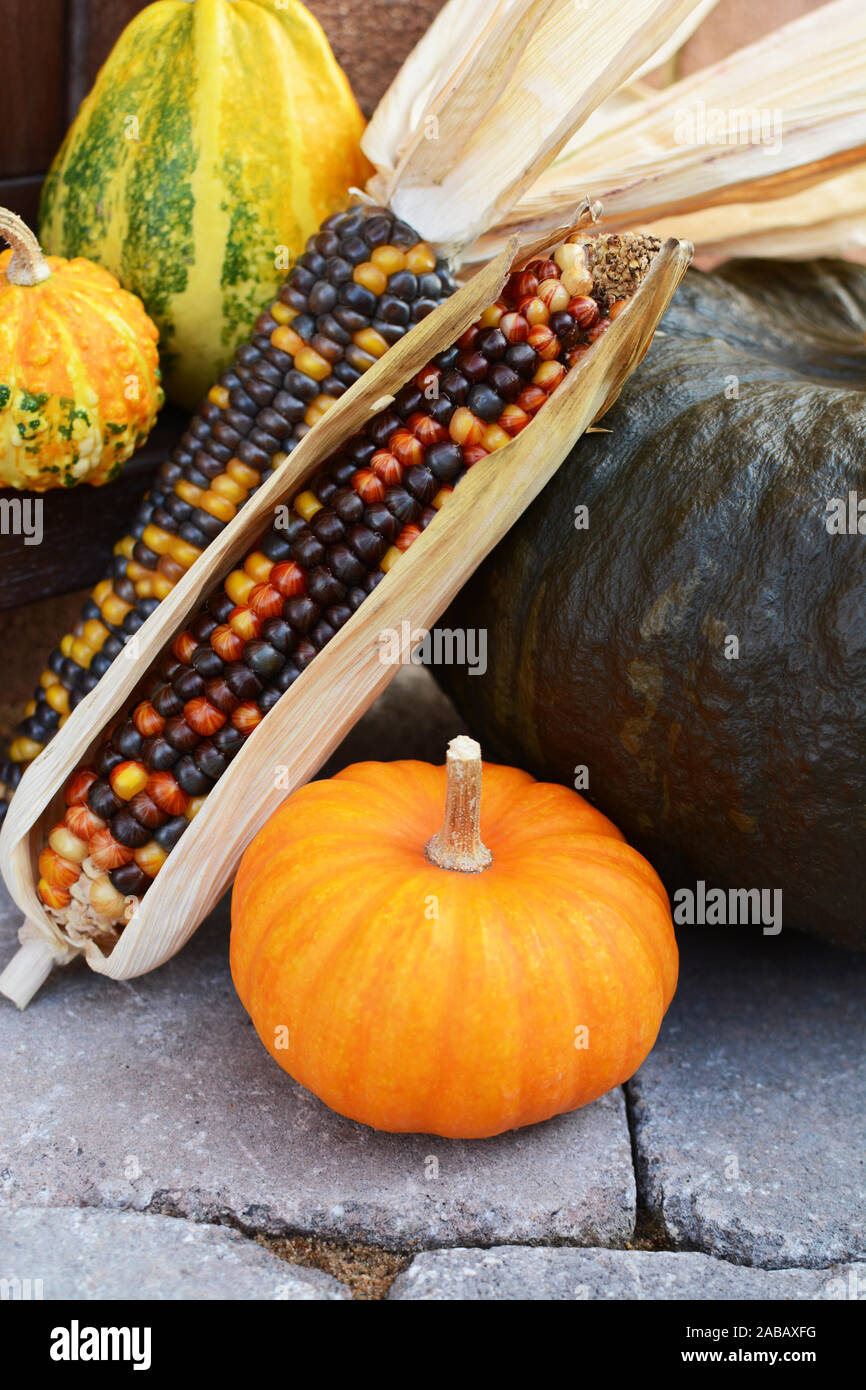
[426,736,493,874]
[0,208,51,287]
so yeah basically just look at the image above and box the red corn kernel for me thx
[390,432,425,470]
[567,343,592,368]
[608,298,629,320]
[132,701,164,738]
[395,524,422,552]
[370,450,403,484]
[353,469,386,504]
[527,258,559,282]
[588,317,612,342]
[534,361,567,393]
[172,631,198,665]
[184,698,227,736]
[449,407,485,447]
[500,312,529,343]
[498,405,531,436]
[65,803,105,840]
[407,412,449,446]
[463,445,490,467]
[147,771,189,816]
[211,624,245,662]
[457,324,479,350]
[516,385,548,415]
[38,847,79,891]
[228,606,261,641]
[527,325,559,360]
[506,269,538,302]
[248,583,284,620]
[232,702,262,734]
[38,880,70,911]
[414,365,440,396]
[270,563,305,598]
[568,295,600,329]
[65,768,98,807]
[537,278,570,313]
[89,826,135,871]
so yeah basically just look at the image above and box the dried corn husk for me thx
[471,0,866,263]
[0,230,692,1005]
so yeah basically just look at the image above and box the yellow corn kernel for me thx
[10,736,42,762]
[226,458,260,490]
[406,243,436,274]
[45,682,71,715]
[49,824,89,863]
[370,245,406,275]
[40,669,58,691]
[353,327,388,359]
[225,569,256,606]
[176,479,205,508]
[272,451,289,470]
[92,580,112,607]
[271,324,305,357]
[211,473,247,505]
[126,561,151,584]
[199,491,236,523]
[111,761,149,800]
[135,840,168,877]
[482,424,511,452]
[82,620,109,651]
[58,713,69,730]
[380,545,403,573]
[479,303,505,328]
[151,574,176,601]
[168,536,202,571]
[113,535,135,559]
[142,523,173,556]
[59,633,75,658]
[24,699,36,717]
[101,592,132,627]
[353,262,387,296]
[89,875,127,918]
[243,551,273,583]
[305,395,337,428]
[208,385,230,410]
[270,301,296,325]
[185,797,207,821]
[294,347,331,382]
[134,576,154,598]
[70,637,94,668]
[294,490,322,523]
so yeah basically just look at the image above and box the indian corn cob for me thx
[36,234,660,938]
[0,206,454,823]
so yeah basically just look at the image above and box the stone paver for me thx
[0,671,635,1251]
[0,1206,349,1300]
[389,1246,866,1300]
[630,926,866,1269]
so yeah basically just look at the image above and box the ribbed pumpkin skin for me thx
[39,0,369,409]
[231,760,678,1139]
[0,252,163,490]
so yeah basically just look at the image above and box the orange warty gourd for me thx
[0,209,163,491]
[231,736,678,1139]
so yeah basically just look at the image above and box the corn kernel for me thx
[271,324,305,357]
[185,796,207,820]
[479,301,506,328]
[101,592,132,627]
[199,491,236,523]
[211,474,247,505]
[243,551,273,583]
[45,682,71,715]
[89,876,127,918]
[353,327,388,359]
[225,569,256,606]
[294,490,323,522]
[113,535,135,559]
[38,878,70,911]
[370,245,407,275]
[142,523,173,556]
[176,479,205,507]
[449,407,484,447]
[82,618,109,649]
[11,736,42,762]
[208,385,230,410]
[151,574,175,601]
[24,699,36,717]
[432,487,453,510]
[226,458,260,490]
[135,840,168,877]
[110,761,149,801]
[294,347,331,382]
[482,424,511,452]
[353,262,388,296]
[70,638,94,669]
[49,824,88,863]
[270,301,296,325]
[168,536,202,570]
[92,580,112,607]
[380,545,403,573]
[40,670,58,691]
[157,555,185,584]
[406,243,436,273]
[60,633,76,657]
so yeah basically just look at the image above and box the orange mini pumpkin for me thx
[231,737,678,1139]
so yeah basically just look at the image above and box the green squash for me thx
[440,259,866,950]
